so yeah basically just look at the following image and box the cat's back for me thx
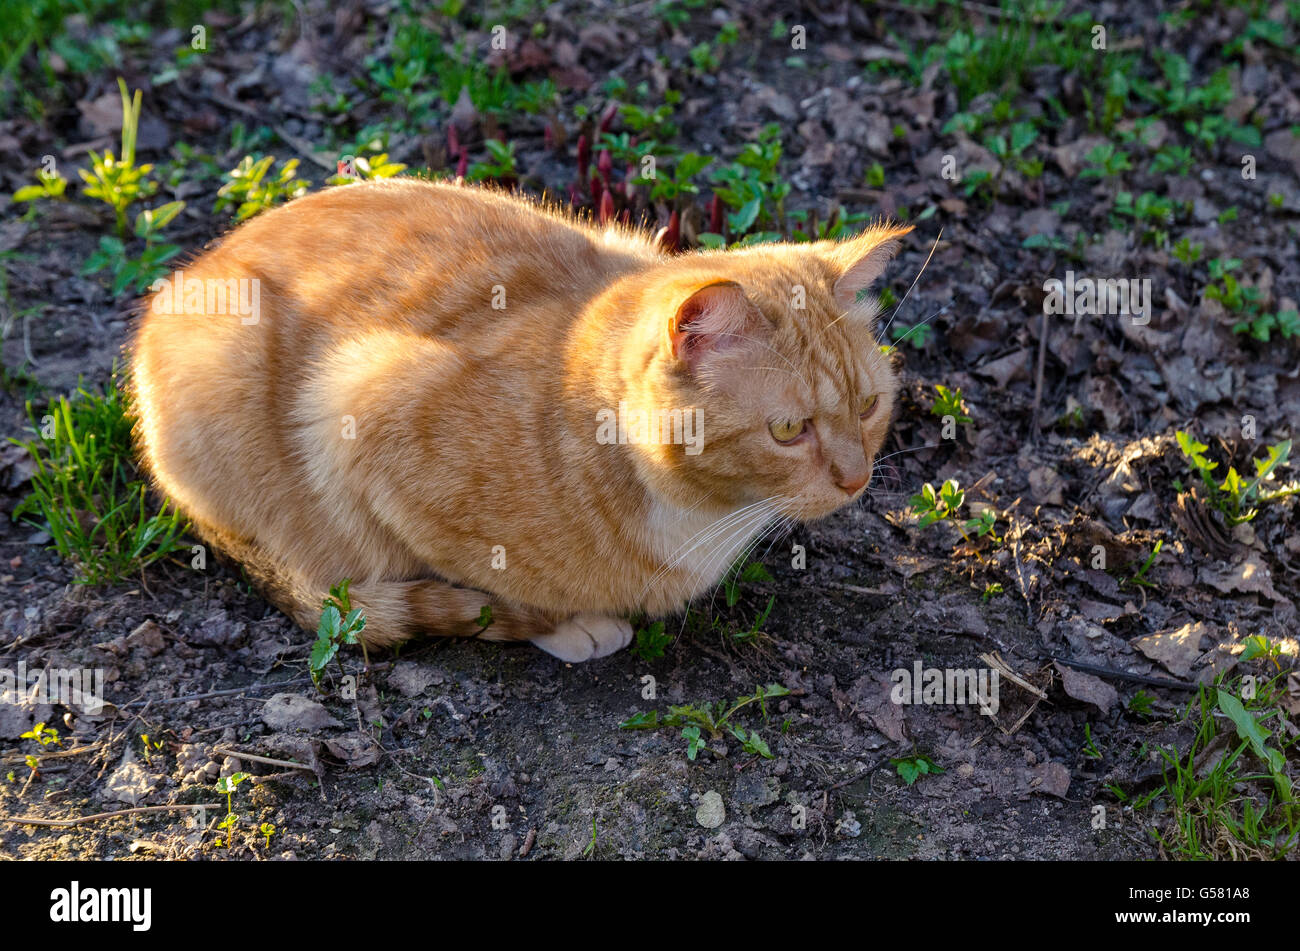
[192,178,654,306]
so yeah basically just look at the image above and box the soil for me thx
[0,0,1297,861]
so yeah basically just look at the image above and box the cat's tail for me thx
[189,520,552,649]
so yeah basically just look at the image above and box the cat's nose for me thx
[833,464,871,494]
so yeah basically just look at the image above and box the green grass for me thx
[11,376,189,585]
[1114,675,1298,860]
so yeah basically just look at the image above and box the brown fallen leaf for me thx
[1199,552,1293,606]
[1131,621,1216,679]
[1054,662,1118,714]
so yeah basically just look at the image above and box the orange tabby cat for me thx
[131,179,909,661]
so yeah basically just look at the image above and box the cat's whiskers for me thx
[877,227,942,345]
[702,508,796,618]
[640,496,783,599]
[880,305,950,356]
[687,498,789,608]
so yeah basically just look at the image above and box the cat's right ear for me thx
[667,281,760,368]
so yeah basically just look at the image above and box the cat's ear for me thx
[668,280,761,367]
[825,224,914,310]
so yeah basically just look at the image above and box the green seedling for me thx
[327,151,407,185]
[12,166,68,210]
[310,579,368,687]
[1128,690,1156,717]
[1239,636,1287,670]
[21,722,61,748]
[215,155,309,222]
[1120,539,1163,589]
[888,322,933,350]
[723,559,771,609]
[140,733,163,767]
[1082,723,1103,760]
[1079,142,1132,178]
[260,822,276,848]
[931,385,972,425]
[82,198,185,295]
[214,770,250,850]
[1171,236,1202,266]
[1175,432,1297,526]
[1233,309,1299,343]
[892,753,944,786]
[910,479,961,529]
[630,620,671,661]
[79,79,158,238]
[467,139,518,183]
[620,683,790,761]
[641,152,712,205]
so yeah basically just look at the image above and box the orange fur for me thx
[130,179,910,656]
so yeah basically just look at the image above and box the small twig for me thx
[1029,307,1048,440]
[0,803,217,829]
[1050,655,1197,691]
[210,747,316,772]
[117,677,315,708]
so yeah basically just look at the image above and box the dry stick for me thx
[1050,655,1197,691]
[210,747,316,772]
[0,744,103,766]
[117,677,315,708]
[0,803,215,829]
[1029,307,1048,441]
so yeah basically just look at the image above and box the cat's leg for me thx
[528,614,634,662]
[349,582,633,660]
[345,579,552,649]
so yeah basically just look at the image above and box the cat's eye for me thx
[769,419,807,443]
[859,394,879,418]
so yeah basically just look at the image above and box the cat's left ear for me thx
[667,280,762,368]
[825,224,914,310]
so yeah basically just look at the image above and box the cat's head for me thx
[625,224,912,522]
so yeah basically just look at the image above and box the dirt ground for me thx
[1,0,1297,860]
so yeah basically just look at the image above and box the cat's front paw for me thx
[530,614,633,662]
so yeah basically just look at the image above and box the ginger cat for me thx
[131,179,909,661]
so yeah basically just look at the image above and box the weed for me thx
[630,619,671,661]
[215,155,309,222]
[82,198,185,295]
[78,79,157,238]
[11,378,188,585]
[1120,539,1163,589]
[1175,432,1297,525]
[619,683,790,761]
[892,753,944,785]
[1142,677,1298,859]
[1082,723,1103,760]
[309,579,368,687]
[931,384,972,424]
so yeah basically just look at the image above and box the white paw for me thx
[530,614,633,662]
